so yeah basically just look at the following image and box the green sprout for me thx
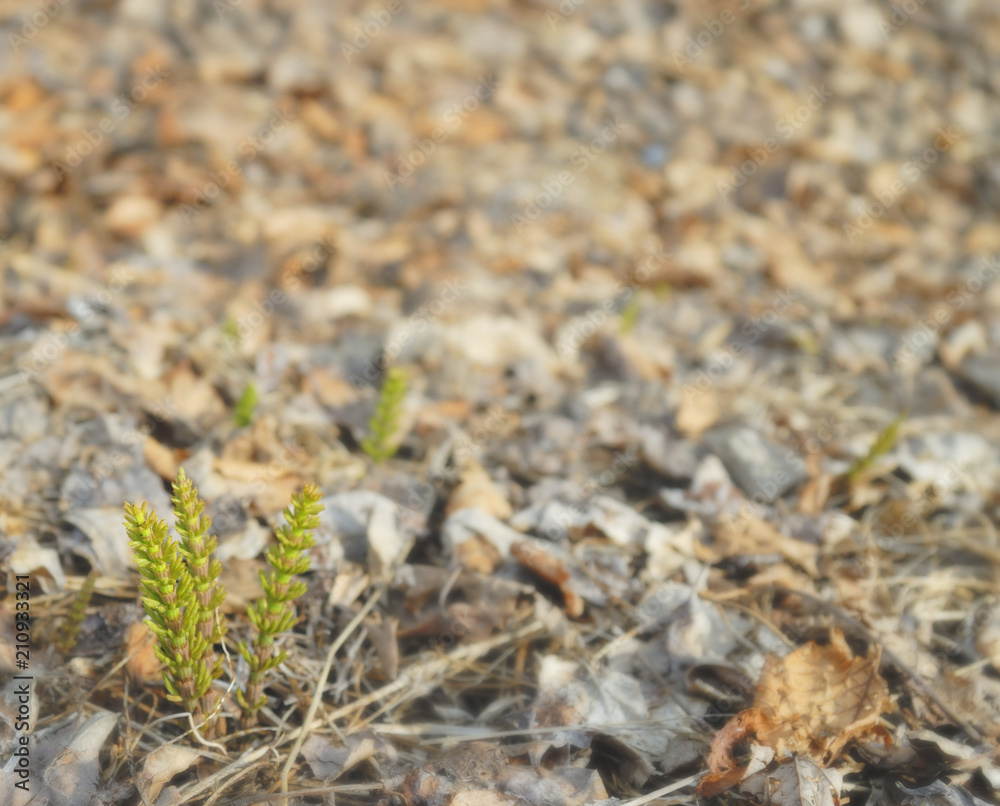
[361,367,408,463]
[222,315,240,346]
[847,410,908,483]
[237,484,323,726]
[170,469,227,729]
[618,293,641,333]
[125,469,226,736]
[124,497,213,730]
[56,571,98,656]
[233,382,258,427]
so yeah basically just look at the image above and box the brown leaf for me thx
[701,630,890,796]
[162,361,226,425]
[676,387,720,439]
[512,541,584,617]
[454,535,503,574]
[124,620,161,686]
[366,614,400,680]
[700,709,772,797]
[753,629,890,763]
[797,454,832,516]
[447,461,512,520]
[143,434,179,480]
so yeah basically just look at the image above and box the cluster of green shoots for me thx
[124,469,322,737]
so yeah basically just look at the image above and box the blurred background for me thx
[2,0,998,309]
[3,0,1000,555]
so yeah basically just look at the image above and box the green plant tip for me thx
[362,367,408,463]
[233,382,258,427]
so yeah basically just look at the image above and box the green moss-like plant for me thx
[361,367,408,463]
[56,570,98,656]
[237,484,323,726]
[125,470,226,735]
[170,469,227,730]
[124,497,212,728]
[125,472,322,736]
[233,382,258,427]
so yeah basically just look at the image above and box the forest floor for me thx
[1,0,1000,805]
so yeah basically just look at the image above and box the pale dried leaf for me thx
[497,765,609,806]
[1,711,118,806]
[451,791,519,806]
[677,387,720,438]
[64,507,134,579]
[895,780,993,806]
[447,461,512,519]
[303,731,390,781]
[740,757,842,806]
[713,514,819,577]
[368,494,411,579]
[138,745,201,803]
[8,537,66,592]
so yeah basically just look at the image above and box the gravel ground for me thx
[2,1,1000,805]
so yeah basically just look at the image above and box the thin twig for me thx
[319,619,546,727]
[228,783,384,806]
[278,580,388,793]
[620,771,704,806]
[174,746,270,806]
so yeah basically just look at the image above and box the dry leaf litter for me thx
[1,0,1000,805]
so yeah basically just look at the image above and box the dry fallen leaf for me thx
[753,629,890,762]
[701,629,890,796]
[138,745,202,803]
[447,461,512,520]
[26,711,119,806]
[124,620,161,686]
[740,756,842,806]
[143,434,179,480]
[676,387,720,438]
[162,361,227,426]
[701,709,773,798]
[712,514,820,578]
[454,534,503,574]
[366,613,401,680]
[303,731,393,782]
[512,541,585,618]
[893,780,995,806]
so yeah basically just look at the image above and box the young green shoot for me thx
[233,382,258,428]
[362,367,408,463]
[238,483,323,727]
